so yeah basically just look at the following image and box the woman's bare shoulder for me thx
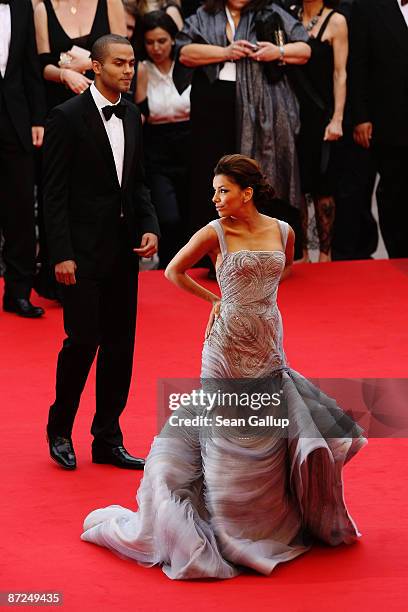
[195,223,220,243]
[330,12,348,32]
[259,213,281,228]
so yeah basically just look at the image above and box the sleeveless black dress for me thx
[41,0,110,111]
[294,11,338,196]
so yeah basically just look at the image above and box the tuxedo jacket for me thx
[0,0,45,151]
[43,89,160,278]
[349,0,408,146]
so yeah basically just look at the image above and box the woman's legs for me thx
[314,194,335,261]
[299,195,311,263]
[299,193,335,262]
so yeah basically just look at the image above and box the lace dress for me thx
[81,218,367,580]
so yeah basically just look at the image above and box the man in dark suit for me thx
[0,0,45,317]
[332,0,379,261]
[350,0,408,258]
[43,34,160,470]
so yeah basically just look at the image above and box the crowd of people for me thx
[1,0,408,318]
[2,0,405,581]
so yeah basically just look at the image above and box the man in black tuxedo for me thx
[350,0,408,258]
[43,34,160,470]
[0,0,45,317]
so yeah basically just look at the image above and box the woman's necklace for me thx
[69,0,80,15]
[299,5,324,32]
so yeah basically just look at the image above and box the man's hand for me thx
[133,233,158,258]
[55,260,77,285]
[353,122,373,149]
[32,126,44,147]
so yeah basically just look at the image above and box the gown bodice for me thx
[201,219,289,379]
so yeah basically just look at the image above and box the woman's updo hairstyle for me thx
[214,154,275,210]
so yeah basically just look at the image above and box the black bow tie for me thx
[102,104,127,121]
[402,0,408,6]
[0,1,10,4]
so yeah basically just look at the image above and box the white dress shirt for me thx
[145,61,190,125]
[218,7,237,82]
[90,82,125,186]
[0,4,11,78]
[398,0,408,26]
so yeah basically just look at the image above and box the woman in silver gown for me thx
[81,154,367,580]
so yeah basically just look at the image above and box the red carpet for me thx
[1,259,408,611]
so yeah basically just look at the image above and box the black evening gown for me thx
[294,11,339,196]
[42,0,110,109]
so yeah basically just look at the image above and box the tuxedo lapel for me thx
[121,102,136,192]
[82,90,120,188]
[377,0,408,55]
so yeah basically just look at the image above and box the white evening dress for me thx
[81,218,367,580]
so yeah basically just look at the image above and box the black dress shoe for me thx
[92,446,145,470]
[47,431,76,470]
[3,297,44,318]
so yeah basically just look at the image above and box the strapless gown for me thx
[81,218,367,580]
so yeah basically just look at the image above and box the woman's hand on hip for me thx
[205,300,221,340]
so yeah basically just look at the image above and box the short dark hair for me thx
[141,10,179,39]
[91,34,133,63]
